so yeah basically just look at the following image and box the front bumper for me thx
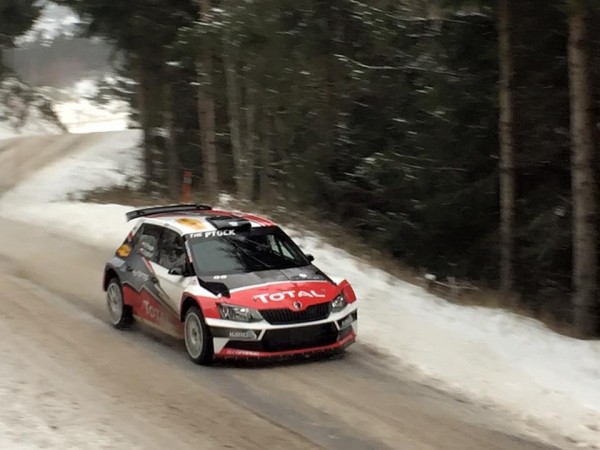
[206,306,358,360]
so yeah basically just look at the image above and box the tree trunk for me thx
[223,42,245,197]
[242,82,257,200]
[259,112,272,203]
[568,0,599,336]
[273,112,290,200]
[137,64,155,187]
[197,0,218,202]
[165,84,179,200]
[498,0,516,294]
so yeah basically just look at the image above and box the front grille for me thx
[263,324,337,351]
[226,323,342,353]
[261,303,330,325]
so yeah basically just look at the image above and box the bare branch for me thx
[333,54,462,77]
[399,162,468,173]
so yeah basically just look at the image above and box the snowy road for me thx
[0,132,132,195]
[0,216,567,449]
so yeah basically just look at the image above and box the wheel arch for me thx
[103,267,120,291]
[180,296,201,322]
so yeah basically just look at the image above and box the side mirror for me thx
[306,254,315,262]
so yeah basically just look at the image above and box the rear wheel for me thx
[106,278,133,329]
[184,306,213,365]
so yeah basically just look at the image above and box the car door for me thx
[150,228,193,315]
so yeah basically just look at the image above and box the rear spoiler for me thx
[125,204,212,222]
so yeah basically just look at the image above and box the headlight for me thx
[218,304,263,322]
[330,293,347,313]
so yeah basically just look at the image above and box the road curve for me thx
[0,216,574,449]
[0,132,137,194]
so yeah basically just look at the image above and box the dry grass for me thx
[83,186,580,338]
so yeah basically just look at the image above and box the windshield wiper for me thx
[226,238,277,270]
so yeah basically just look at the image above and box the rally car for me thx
[103,204,358,364]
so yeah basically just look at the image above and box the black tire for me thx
[184,306,213,365]
[106,278,133,329]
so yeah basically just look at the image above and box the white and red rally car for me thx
[103,204,358,364]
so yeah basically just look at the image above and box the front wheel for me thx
[184,306,213,365]
[106,278,133,329]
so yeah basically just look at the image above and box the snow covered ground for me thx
[0,294,126,450]
[0,130,141,205]
[53,80,131,134]
[0,77,131,137]
[0,131,599,448]
[0,116,60,140]
[0,78,64,140]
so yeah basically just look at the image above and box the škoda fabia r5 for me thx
[103,204,358,364]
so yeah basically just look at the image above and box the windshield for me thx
[187,226,311,276]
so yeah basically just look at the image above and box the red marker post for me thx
[182,169,193,203]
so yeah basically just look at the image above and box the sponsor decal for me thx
[213,275,228,280]
[132,269,150,283]
[224,349,259,356]
[203,230,236,238]
[228,330,258,340]
[190,229,236,239]
[176,218,207,230]
[253,290,326,304]
[142,299,162,322]
[117,243,132,258]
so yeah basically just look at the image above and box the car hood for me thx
[199,266,340,309]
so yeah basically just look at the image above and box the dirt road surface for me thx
[0,216,576,449]
[0,133,130,194]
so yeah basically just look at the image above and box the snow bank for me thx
[0,131,599,448]
[291,231,600,446]
[0,119,60,141]
[0,78,64,140]
[54,80,131,134]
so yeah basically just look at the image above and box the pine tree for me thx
[0,0,40,48]
[498,0,516,294]
[0,0,41,79]
[196,0,219,201]
[56,0,197,188]
[568,0,599,335]
[62,0,600,327]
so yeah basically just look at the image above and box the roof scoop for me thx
[205,215,252,232]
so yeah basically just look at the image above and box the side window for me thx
[135,224,163,262]
[130,226,143,248]
[157,228,187,271]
